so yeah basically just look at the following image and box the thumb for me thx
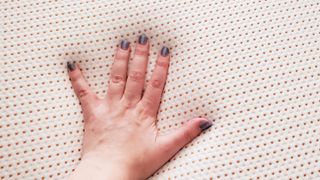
[155,118,212,163]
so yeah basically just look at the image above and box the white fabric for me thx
[1,0,319,179]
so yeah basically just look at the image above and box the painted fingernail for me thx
[161,46,170,57]
[120,39,130,50]
[138,34,148,45]
[67,62,76,71]
[199,120,212,131]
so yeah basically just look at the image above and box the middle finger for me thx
[122,34,149,105]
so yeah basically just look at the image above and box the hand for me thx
[68,34,212,180]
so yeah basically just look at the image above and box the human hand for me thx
[68,34,212,180]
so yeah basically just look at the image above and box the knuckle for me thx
[137,99,154,116]
[111,75,125,84]
[151,79,163,89]
[70,73,82,82]
[86,114,98,123]
[143,98,153,107]
[135,46,149,56]
[115,50,129,60]
[129,71,144,82]
[182,129,194,142]
[156,60,169,68]
[77,88,90,98]
[121,98,135,110]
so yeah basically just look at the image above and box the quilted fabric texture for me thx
[1,0,319,179]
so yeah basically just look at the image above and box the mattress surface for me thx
[1,0,319,179]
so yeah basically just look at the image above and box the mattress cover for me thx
[1,0,319,179]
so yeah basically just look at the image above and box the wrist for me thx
[69,154,134,180]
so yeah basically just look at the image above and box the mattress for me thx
[1,0,319,179]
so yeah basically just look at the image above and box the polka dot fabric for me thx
[1,0,319,179]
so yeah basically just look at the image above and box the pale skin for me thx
[68,34,212,180]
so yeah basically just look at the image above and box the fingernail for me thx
[138,34,148,45]
[67,62,76,71]
[199,120,212,131]
[160,46,169,57]
[120,39,130,50]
